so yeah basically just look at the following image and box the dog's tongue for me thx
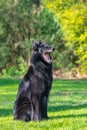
[44,52,51,63]
[46,53,50,59]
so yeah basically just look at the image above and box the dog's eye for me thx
[39,41,42,45]
[40,44,44,48]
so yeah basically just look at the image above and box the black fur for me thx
[13,40,54,121]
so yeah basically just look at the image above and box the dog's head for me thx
[32,40,55,63]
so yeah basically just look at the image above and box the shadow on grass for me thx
[48,103,87,113]
[0,78,20,87]
[0,108,13,117]
[49,103,87,120]
[50,113,87,120]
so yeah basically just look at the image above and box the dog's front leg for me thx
[41,96,48,119]
[31,95,42,121]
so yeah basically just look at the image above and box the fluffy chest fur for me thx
[27,62,52,95]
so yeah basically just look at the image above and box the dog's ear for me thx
[39,41,42,45]
[32,40,36,47]
[32,40,39,52]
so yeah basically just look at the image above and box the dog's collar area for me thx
[31,62,48,69]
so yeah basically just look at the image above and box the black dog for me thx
[13,40,54,121]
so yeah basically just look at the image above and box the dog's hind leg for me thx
[13,97,32,122]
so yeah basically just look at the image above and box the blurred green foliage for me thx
[0,0,87,76]
[45,0,87,74]
[0,0,66,76]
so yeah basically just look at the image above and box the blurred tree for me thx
[45,0,87,74]
[0,0,64,75]
[32,0,40,7]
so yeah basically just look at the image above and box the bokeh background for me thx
[0,0,87,79]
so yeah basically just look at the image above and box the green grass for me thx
[0,78,87,130]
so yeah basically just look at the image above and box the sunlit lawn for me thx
[0,78,87,130]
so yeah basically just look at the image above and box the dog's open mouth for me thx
[43,51,52,63]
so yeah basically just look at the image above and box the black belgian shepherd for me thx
[13,40,54,121]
